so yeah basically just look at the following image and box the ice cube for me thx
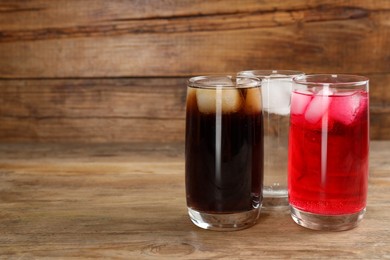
[329,91,362,125]
[304,88,333,124]
[196,88,243,114]
[244,87,262,114]
[262,79,292,115]
[291,91,312,115]
[187,87,196,100]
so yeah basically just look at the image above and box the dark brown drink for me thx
[185,76,263,230]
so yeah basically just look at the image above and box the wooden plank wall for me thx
[0,0,389,142]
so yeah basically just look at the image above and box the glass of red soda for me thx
[185,75,263,231]
[288,74,369,231]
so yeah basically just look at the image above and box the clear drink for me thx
[288,74,369,231]
[262,112,289,199]
[238,70,304,209]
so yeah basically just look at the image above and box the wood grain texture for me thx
[0,1,389,142]
[0,78,187,143]
[2,1,389,31]
[0,141,389,259]
[0,1,390,77]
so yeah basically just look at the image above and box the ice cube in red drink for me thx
[329,91,365,125]
[304,88,333,125]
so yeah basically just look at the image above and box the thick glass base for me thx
[290,206,366,231]
[262,189,289,210]
[188,207,260,231]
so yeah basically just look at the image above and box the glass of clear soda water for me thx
[238,70,304,210]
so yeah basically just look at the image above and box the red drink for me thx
[288,88,369,215]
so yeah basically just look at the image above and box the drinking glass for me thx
[238,70,304,210]
[185,75,263,231]
[289,74,369,231]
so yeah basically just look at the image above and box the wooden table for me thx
[0,141,389,259]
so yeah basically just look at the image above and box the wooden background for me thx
[0,0,389,142]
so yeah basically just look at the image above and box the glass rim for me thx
[188,75,260,89]
[293,74,369,87]
[237,70,305,79]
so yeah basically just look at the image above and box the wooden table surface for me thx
[0,141,389,259]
